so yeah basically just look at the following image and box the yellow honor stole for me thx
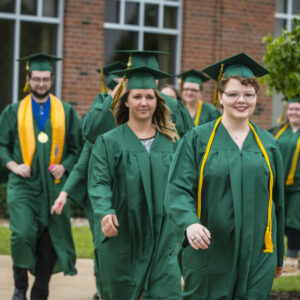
[275,122,300,186]
[18,93,66,183]
[194,100,203,126]
[197,116,274,253]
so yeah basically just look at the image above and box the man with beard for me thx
[0,53,82,300]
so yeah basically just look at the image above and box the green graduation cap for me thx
[202,52,269,81]
[176,69,210,87]
[97,61,127,91]
[18,53,62,72]
[289,96,300,103]
[112,65,172,90]
[116,50,169,71]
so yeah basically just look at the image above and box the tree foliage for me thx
[260,19,300,99]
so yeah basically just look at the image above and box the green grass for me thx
[0,225,94,259]
[0,225,300,293]
[272,275,300,292]
[0,226,10,255]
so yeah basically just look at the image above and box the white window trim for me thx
[0,0,64,103]
[275,0,300,31]
[104,0,182,81]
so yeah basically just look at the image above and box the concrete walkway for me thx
[0,255,97,300]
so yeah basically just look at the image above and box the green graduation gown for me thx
[82,92,194,144]
[88,124,182,300]
[0,100,82,275]
[165,120,285,300]
[192,101,221,126]
[272,124,300,231]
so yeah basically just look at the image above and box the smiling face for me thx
[28,70,53,99]
[287,102,300,127]
[182,82,201,104]
[219,78,257,121]
[125,89,157,122]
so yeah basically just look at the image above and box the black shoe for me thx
[12,288,27,300]
[93,292,100,300]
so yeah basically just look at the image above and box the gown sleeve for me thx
[63,141,91,209]
[81,94,116,144]
[88,135,116,221]
[165,130,201,242]
[61,105,82,173]
[272,141,285,267]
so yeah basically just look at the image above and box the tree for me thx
[260,18,300,100]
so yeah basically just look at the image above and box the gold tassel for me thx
[263,230,273,253]
[23,61,31,94]
[179,77,184,92]
[276,100,287,123]
[285,137,300,186]
[100,67,106,93]
[214,63,224,107]
[111,56,132,109]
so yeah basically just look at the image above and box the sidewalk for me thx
[0,255,97,300]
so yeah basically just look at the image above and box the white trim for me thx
[104,22,179,35]
[1,0,63,103]
[55,0,64,99]
[175,0,183,85]
[37,0,43,17]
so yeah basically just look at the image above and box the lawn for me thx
[0,225,94,259]
[0,225,300,293]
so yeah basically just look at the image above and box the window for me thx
[104,0,182,86]
[0,0,63,112]
[272,0,300,124]
[275,0,300,36]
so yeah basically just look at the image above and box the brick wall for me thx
[182,0,276,129]
[62,0,105,117]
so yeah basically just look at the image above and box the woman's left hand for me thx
[51,191,68,215]
[186,223,211,250]
[275,266,283,278]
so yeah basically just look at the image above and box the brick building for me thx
[0,0,299,128]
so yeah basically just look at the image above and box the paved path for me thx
[0,255,97,300]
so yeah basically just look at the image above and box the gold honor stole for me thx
[275,122,300,186]
[194,100,203,126]
[18,93,66,183]
[197,116,274,253]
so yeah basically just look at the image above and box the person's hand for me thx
[9,162,31,178]
[49,164,66,180]
[110,79,127,100]
[275,266,283,278]
[51,191,68,215]
[186,223,211,250]
[101,214,119,237]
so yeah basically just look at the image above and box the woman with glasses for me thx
[88,66,182,300]
[270,96,300,273]
[178,69,221,126]
[166,53,285,299]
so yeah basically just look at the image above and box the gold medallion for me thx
[38,131,49,143]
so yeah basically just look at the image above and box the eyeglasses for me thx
[30,77,52,84]
[183,88,200,93]
[223,91,256,101]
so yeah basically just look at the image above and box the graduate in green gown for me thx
[270,96,300,272]
[88,66,182,300]
[82,50,194,143]
[51,61,126,300]
[0,53,82,300]
[165,53,285,300]
[178,69,221,126]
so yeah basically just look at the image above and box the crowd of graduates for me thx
[0,49,299,300]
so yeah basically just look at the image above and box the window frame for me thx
[275,0,300,31]
[0,0,64,103]
[104,0,183,80]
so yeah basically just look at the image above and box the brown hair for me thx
[160,83,182,101]
[218,76,259,94]
[113,89,179,142]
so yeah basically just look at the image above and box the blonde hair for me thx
[113,89,179,142]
